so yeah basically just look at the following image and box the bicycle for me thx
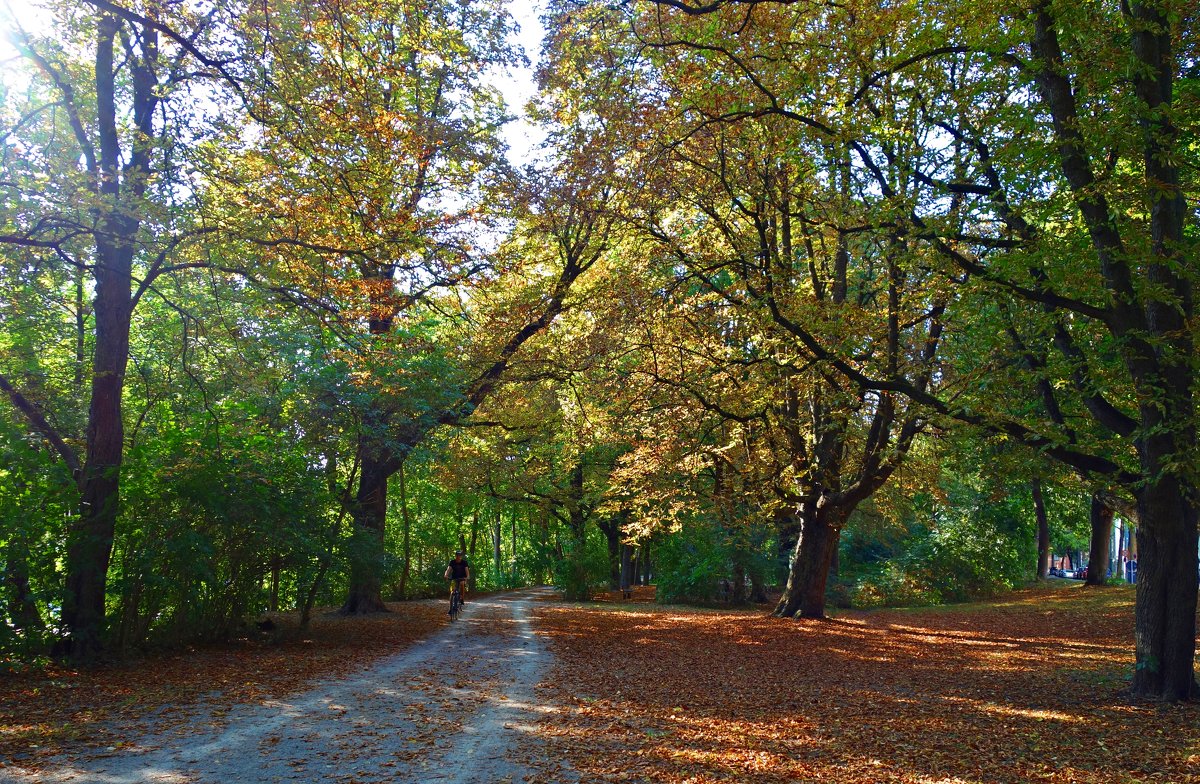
[448,579,465,620]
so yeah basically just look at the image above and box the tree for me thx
[1032,478,1051,580]
[537,0,951,618]
[226,0,624,612]
[0,0,246,659]
[568,0,1194,701]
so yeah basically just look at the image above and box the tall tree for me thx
[0,0,243,658]
[618,0,1198,699]
[539,0,949,617]
[1032,478,1051,580]
[229,0,620,611]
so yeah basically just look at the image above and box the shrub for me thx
[654,519,729,604]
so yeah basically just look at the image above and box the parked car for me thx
[1074,566,1088,580]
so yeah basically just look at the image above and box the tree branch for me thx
[0,372,82,483]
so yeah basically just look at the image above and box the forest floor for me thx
[532,581,1200,784]
[0,582,1196,784]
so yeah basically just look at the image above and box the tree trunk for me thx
[559,464,591,600]
[269,555,281,612]
[1115,519,1126,579]
[774,504,845,619]
[597,516,622,589]
[511,511,519,586]
[114,571,141,654]
[749,570,768,603]
[730,562,747,605]
[563,521,589,600]
[1033,478,1050,579]
[774,508,800,588]
[396,459,413,599]
[538,504,551,583]
[492,508,502,579]
[619,542,633,598]
[1131,481,1198,700]
[300,557,330,630]
[1087,495,1113,586]
[63,235,133,660]
[341,448,391,614]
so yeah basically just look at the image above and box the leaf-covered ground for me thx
[0,600,446,772]
[531,583,1199,784]
[3,585,1197,784]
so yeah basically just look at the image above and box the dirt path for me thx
[2,589,568,784]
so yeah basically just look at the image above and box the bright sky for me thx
[0,0,45,86]
[0,0,547,162]
[495,0,549,164]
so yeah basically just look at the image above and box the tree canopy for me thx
[0,0,1195,702]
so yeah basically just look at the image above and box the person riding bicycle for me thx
[444,550,470,607]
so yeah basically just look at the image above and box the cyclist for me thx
[444,550,470,609]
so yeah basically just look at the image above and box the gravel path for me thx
[2,589,568,784]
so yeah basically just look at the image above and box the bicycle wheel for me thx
[449,589,460,620]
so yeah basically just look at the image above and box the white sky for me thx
[0,0,45,89]
[0,0,547,164]
[497,0,548,163]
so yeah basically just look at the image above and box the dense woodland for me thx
[0,0,1195,701]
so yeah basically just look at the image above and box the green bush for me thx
[0,419,74,657]
[654,519,729,604]
[552,528,610,601]
[111,418,334,649]
[834,459,1043,609]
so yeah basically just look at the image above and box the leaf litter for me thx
[2,585,1196,784]
[0,600,446,771]
[529,583,1199,784]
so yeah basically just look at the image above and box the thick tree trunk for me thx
[341,448,391,614]
[1033,478,1050,579]
[63,237,133,660]
[1131,481,1198,701]
[598,516,621,589]
[1087,495,1113,586]
[774,504,845,619]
